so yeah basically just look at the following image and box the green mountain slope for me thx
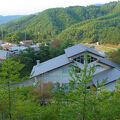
[4,15,36,31]
[2,1,119,43]
[56,2,120,44]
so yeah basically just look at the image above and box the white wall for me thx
[35,64,72,85]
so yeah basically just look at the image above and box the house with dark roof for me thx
[30,44,120,91]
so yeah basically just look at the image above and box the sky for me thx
[0,0,118,16]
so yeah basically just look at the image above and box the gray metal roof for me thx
[65,44,103,58]
[93,68,120,86]
[30,54,70,78]
[98,57,120,70]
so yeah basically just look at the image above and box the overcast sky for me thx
[0,0,118,16]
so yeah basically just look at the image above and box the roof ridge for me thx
[65,43,103,58]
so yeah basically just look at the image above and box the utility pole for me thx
[25,32,26,40]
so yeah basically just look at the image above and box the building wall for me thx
[33,63,110,87]
[35,64,72,85]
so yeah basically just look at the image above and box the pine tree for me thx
[0,58,24,119]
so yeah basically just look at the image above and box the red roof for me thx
[20,40,33,43]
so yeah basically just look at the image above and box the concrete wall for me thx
[33,63,110,87]
[35,64,72,85]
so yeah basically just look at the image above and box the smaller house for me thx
[8,46,27,54]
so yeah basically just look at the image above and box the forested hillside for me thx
[1,1,120,44]
[56,2,120,44]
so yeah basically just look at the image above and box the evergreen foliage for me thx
[0,59,120,119]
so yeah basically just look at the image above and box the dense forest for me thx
[0,56,120,120]
[57,2,120,44]
[1,1,120,44]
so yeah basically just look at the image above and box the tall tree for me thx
[0,58,24,119]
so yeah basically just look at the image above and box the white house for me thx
[30,44,120,91]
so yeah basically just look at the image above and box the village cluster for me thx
[0,39,120,91]
[0,40,40,62]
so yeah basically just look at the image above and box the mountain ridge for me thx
[0,15,26,24]
[2,1,120,44]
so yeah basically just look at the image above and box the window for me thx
[87,55,97,63]
[73,55,84,64]
[73,54,97,64]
